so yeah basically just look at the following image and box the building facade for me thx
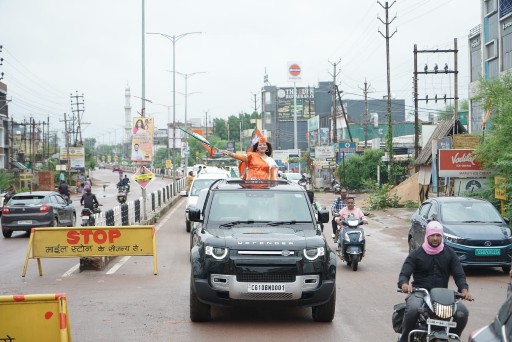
[260,81,406,151]
[469,0,512,133]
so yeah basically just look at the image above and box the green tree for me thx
[473,74,512,215]
[337,149,386,190]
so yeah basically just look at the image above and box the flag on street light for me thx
[179,128,216,157]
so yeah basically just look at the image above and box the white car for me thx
[181,172,228,232]
[280,172,302,183]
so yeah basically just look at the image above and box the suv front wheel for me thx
[190,274,211,322]
[312,288,336,322]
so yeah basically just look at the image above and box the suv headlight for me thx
[444,233,464,244]
[205,246,228,260]
[304,247,325,261]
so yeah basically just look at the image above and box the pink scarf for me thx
[422,224,444,255]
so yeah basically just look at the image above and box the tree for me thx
[337,149,386,191]
[473,74,512,216]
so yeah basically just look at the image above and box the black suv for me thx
[189,179,335,322]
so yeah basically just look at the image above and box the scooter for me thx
[80,204,102,226]
[393,287,468,342]
[331,179,341,193]
[336,216,365,271]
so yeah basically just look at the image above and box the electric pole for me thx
[328,59,341,144]
[70,91,85,146]
[359,79,373,148]
[378,1,397,182]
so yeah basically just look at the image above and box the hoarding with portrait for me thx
[131,117,154,163]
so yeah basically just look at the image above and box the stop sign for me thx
[289,63,301,77]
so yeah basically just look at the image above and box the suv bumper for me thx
[193,277,335,307]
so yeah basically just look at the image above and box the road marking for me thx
[62,263,80,277]
[106,256,131,274]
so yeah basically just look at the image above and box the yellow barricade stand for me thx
[0,293,72,341]
[22,225,158,277]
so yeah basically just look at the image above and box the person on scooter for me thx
[80,185,100,212]
[397,221,473,342]
[58,180,71,201]
[330,188,348,239]
[334,197,368,246]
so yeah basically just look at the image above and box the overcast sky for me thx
[0,0,481,145]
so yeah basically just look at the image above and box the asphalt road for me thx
[0,183,510,341]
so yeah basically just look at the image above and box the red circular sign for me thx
[289,64,301,77]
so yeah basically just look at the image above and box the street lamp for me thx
[175,71,205,169]
[147,31,201,193]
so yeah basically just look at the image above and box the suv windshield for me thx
[208,191,313,224]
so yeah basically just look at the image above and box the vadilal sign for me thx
[438,149,491,178]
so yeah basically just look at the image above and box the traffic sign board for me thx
[289,64,301,77]
[134,166,154,189]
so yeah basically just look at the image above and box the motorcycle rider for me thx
[298,174,308,187]
[117,175,130,192]
[80,185,100,212]
[397,221,473,342]
[334,197,368,246]
[58,180,71,201]
[330,187,348,239]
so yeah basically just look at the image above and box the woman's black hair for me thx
[252,141,273,156]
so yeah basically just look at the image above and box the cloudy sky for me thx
[0,0,481,145]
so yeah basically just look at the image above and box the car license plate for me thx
[427,318,456,328]
[248,283,286,293]
[18,220,32,225]
[475,248,501,256]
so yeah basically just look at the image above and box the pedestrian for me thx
[59,171,65,183]
[161,166,165,179]
[397,221,473,341]
[330,188,348,239]
[186,171,195,193]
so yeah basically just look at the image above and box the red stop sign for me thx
[289,64,301,77]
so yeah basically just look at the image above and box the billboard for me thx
[60,146,85,170]
[438,149,491,178]
[131,117,154,163]
[276,87,315,119]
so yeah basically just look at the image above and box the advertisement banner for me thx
[315,146,335,158]
[438,149,491,178]
[276,87,315,119]
[59,146,85,170]
[131,117,154,162]
[287,61,302,81]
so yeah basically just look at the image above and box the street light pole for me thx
[147,31,201,194]
[175,71,205,170]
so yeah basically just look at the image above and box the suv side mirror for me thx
[189,207,202,222]
[317,209,329,224]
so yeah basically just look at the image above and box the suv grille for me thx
[236,273,296,283]
[239,293,294,300]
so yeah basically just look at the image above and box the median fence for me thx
[91,177,185,227]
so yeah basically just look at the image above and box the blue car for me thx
[409,197,512,274]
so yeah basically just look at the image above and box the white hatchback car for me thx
[181,171,229,232]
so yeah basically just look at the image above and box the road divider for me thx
[22,226,158,277]
[0,293,71,341]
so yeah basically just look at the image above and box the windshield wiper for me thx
[219,220,255,228]
[460,220,486,223]
[266,220,311,226]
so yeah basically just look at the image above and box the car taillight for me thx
[39,204,51,213]
[2,206,9,215]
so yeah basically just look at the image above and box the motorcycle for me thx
[336,216,366,271]
[81,203,102,226]
[116,183,130,204]
[393,287,467,342]
[331,179,341,193]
